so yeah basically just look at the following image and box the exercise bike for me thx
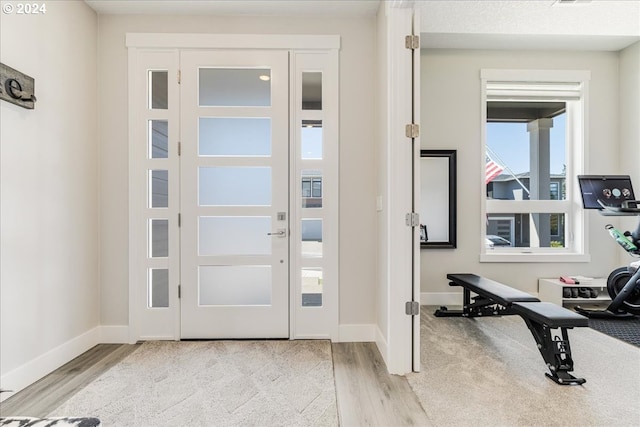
[575,175,640,319]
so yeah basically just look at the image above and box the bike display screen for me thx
[578,175,636,209]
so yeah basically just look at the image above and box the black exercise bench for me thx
[435,273,589,385]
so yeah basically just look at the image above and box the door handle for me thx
[267,228,287,237]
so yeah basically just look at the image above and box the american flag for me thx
[485,155,504,184]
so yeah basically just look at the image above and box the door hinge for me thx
[405,123,419,138]
[178,141,181,156]
[405,301,420,316]
[178,284,181,299]
[405,212,420,227]
[177,69,181,84]
[405,35,420,50]
[178,213,181,227]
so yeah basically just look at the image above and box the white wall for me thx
[618,42,640,265]
[97,15,378,331]
[420,48,622,299]
[619,41,640,181]
[0,1,99,397]
[375,1,390,355]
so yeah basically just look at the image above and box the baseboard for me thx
[421,292,462,307]
[337,324,376,342]
[0,327,101,402]
[99,325,129,343]
[374,326,389,367]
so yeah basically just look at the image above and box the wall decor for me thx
[0,63,37,109]
[420,149,457,248]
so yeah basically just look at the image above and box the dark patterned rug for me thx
[588,317,640,347]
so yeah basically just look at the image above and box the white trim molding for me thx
[0,328,101,402]
[421,292,463,307]
[382,3,416,376]
[337,324,377,342]
[126,33,340,50]
[375,326,389,367]
[127,33,341,343]
[99,326,130,344]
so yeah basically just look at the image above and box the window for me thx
[301,174,323,208]
[302,177,322,198]
[481,69,590,262]
[550,214,563,238]
[550,182,560,200]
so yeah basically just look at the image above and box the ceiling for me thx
[84,0,381,17]
[84,0,640,51]
[487,101,566,122]
[418,0,640,51]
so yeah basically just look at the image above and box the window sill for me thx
[480,252,591,263]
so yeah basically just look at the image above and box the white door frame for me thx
[127,48,181,342]
[410,9,422,373]
[290,51,340,340]
[377,3,421,375]
[126,33,340,343]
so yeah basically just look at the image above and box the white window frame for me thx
[480,69,591,263]
[291,51,339,339]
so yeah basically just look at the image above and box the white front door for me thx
[129,37,339,343]
[179,50,290,338]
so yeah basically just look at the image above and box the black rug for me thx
[588,317,640,347]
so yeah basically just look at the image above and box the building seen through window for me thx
[485,99,569,249]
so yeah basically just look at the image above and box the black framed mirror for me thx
[420,149,457,248]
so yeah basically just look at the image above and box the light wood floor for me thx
[0,344,140,418]
[0,342,430,426]
[332,343,431,426]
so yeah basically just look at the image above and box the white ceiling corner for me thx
[84,0,382,17]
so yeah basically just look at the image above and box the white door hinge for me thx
[178,284,181,299]
[178,213,181,227]
[405,35,420,50]
[178,141,181,156]
[405,301,420,316]
[405,212,420,227]
[405,123,419,138]
[177,69,181,84]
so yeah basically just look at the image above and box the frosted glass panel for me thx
[199,216,271,256]
[199,266,271,306]
[302,219,322,257]
[302,268,323,307]
[149,71,168,109]
[199,68,271,107]
[150,170,168,208]
[150,219,168,258]
[301,120,322,160]
[149,120,168,159]
[149,269,169,308]
[302,72,322,110]
[199,118,271,156]
[199,167,271,206]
